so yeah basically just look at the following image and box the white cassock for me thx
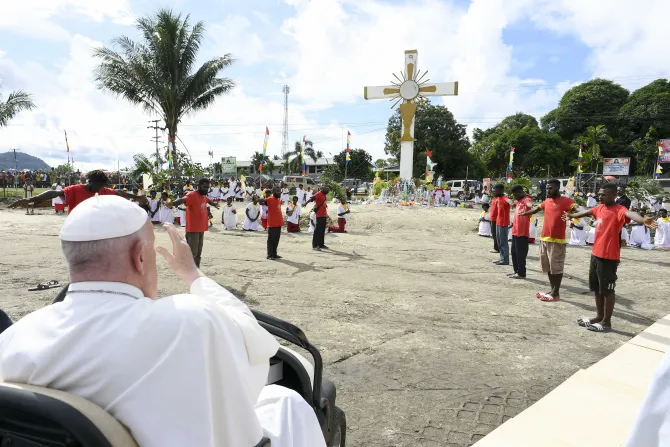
[478,212,491,237]
[177,205,187,227]
[0,279,325,447]
[148,198,160,221]
[229,181,237,197]
[630,224,651,247]
[222,205,238,230]
[656,218,670,248]
[621,227,630,244]
[208,187,220,202]
[587,196,598,208]
[287,204,301,226]
[52,184,64,207]
[626,349,670,446]
[305,191,313,203]
[280,189,290,204]
[568,219,586,246]
[243,203,261,231]
[220,188,230,200]
[308,211,316,233]
[481,194,490,204]
[236,188,245,201]
[297,189,306,205]
[586,227,596,245]
[158,203,174,224]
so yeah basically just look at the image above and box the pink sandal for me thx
[536,292,560,302]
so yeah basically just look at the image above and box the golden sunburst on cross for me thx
[364,50,459,180]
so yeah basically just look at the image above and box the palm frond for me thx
[0,90,36,127]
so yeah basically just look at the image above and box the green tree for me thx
[94,9,235,172]
[541,79,629,142]
[262,159,276,175]
[577,124,612,172]
[384,98,472,179]
[333,148,373,180]
[321,164,343,182]
[0,84,35,127]
[286,140,321,174]
[630,126,661,176]
[130,153,169,187]
[374,159,388,170]
[619,79,670,141]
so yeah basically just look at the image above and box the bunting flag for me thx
[507,147,515,182]
[208,150,214,158]
[259,127,269,171]
[577,144,583,177]
[425,149,433,183]
[657,142,664,178]
[346,131,351,153]
[301,135,307,176]
[64,130,70,152]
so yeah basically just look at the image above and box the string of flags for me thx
[507,147,515,182]
[657,142,664,179]
[346,131,351,164]
[259,127,269,171]
[577,144,583,178]
[425,150,432,183]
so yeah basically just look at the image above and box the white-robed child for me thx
[157,191,174,224]
[243,195,262,231]
[529,215,538,244]
[286,196,301,233]
[280,186,290,204]
[629,210,652,248]
[655,209,670,248]
[220,182,230,201]
[328,197,350,233]
[148,190,160,224]
[208,183,220,202]
[221,196,237,230]
[305,187,313,203]
[308,210,316,233]
[260,189,269,230]
[568,214,587,246]
[176,193,187,227]
[297,184,306,205]
[478,203,492,237]
[586,192,598,208]
[235,184,245,202]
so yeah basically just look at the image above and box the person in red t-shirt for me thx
[489,193,499,253]
[509,185,533,279]
[173,178,220,267]
[521,179,576,302]
[306,184,330,251]
[492,184,510,265]
[257,186,284,260]
[9,170,147,213]
[564,183,656,332]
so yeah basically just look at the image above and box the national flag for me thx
[426,150,433,183]
[507,147,515,182]
[346,131,351,153]
[64,130,70,152]
[259,127,269,171]
[577,144,583,177]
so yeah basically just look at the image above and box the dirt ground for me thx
[1,202,669,447]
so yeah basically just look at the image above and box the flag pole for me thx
[345,131,351,180]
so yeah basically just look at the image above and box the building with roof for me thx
[235,157,334,177]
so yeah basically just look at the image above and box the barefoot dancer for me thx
[565,183,657,332]
[256,186,283,260]
[520,179,576,302]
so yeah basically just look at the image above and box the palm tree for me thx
[263,160,276,175]
[286,140,320,174]
[0,85,35,127]
[131,153,168,188]
[578,124,612,172]
[93,9,235,171]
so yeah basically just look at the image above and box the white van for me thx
[282,176,317,194]
[445,180,482,200]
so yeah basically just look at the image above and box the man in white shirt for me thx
[0,195,325,447]
[286,196,301,232]
[297,184,306,205]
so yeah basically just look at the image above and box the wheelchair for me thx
[0,285,346,447]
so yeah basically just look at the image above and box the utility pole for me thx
[147,120,162,170]
[12,148,20,190]
[282,85,290,157]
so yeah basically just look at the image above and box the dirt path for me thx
[1,203,668,446]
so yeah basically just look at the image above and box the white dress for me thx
[621,227,630,244]
[0,279,326,447]
[297,189,306,205]
[568,219,586,246]
[529,216,538,242]
[280,189,290,204]
[158,202,174,224]
[655,218,670,248]
[586,227,596,245]
[52,184,64,207]
[305,191,313,203]
[243,203,261,231]
[287,204,301,226]
[478,212,491,236]
[308,211,316,233]
[177,205,187,227]
[587,196,598,208]
[148,198,160,220]
[208,187,220,202]
[630,224,651,247]
[222,205,238,230]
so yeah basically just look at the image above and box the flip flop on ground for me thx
[586,323,611,333]
[28,280,60,291]
[536,292,560,302]
[577,316,593,327]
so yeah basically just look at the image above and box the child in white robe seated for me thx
[478,204,492,237]
[221,197,238,230]
[568,216,586,246]
[243,196,261,231]
[308,211,316,233]
[157,191,174,224]
[630,211,652,247]
[621,226,630,247]
[286,196,301,233]
[529,215,538,244]
[655,209,670,248]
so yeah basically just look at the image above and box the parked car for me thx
[282,175,318,194]
[445,179,482,200]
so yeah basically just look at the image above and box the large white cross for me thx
[364,50,458,181]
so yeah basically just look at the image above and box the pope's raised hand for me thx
[156,224,203,285]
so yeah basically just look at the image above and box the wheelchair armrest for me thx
[252,310,310,349]
[255,436,271,447]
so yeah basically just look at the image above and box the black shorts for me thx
[589,255,619,296]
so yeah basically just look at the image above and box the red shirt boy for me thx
[513,195,533,237]
[495,195,511,227]
[313,191,328,218]
[539,197,575,243]
[63,184,116,213]
[184,190,210,233]
[266,196,283,228]
[591,204,630,260]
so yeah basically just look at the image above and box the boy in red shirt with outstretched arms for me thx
[563,183,657,333]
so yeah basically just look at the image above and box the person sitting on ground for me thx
[567,209,587,246]
[478,203,492,237]
[0,195,325,447]
[243,195,262,231]
[328,197,350,233]
[629,209,652,248]
[564,184,656,333]
[308,210,316,234]
[9,170,147,213]
[655,209,670,248]
[286,196,301,233]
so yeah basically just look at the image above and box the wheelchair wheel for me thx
[329,406,346,447]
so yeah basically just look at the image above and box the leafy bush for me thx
[372,180,388,196]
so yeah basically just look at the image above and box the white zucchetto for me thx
[60,194,148,241]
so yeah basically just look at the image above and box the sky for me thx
[1,0,669,171]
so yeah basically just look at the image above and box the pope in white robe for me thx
[0,195,325,447]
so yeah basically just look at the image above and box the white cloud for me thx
[0,0,134,40]
[209,14,264,65]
